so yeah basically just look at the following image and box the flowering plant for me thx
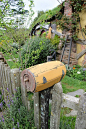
[0,87,36,129]
[66,65,86,81]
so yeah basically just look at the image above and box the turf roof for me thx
[29,4,63,32]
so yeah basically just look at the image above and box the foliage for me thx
[66,65,86,81]
[50,35,60,48]
[0,88,36,129]
[20,37,57,68]
[57,0,86,41]
[9,28,29,46]
[0,0,34,70]
[59,107,76,129]
[0,0,29,29]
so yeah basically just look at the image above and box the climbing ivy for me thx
[56,0,86,41]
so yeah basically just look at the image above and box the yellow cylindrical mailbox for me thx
[21,61,66,92]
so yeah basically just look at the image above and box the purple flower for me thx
[7,100,10,103]
[0,120,1,122]
[83,68,86,71]
[7,88,9,92]
[17,122,19,128]
[12,118,14,122]
[13,128,15,129]
[0,102,3,110]
[2,118,4,122]
[19,67,21,71]
[7,96,8,99]
[0,95,2,99]
[12,94,14,97]
[14,89,17,92]
[7,104,10,108]
[12,100,14,103]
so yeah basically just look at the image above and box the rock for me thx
[66,110,77,117]
[67,89,85,97]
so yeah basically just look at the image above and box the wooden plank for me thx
[75,93,86,129]
[62,93,79,110]
[11,68,20,94]
[7,67,12,95]
[1,63,7,104]
[4,64,8,105]
[0,61,2,89]
[34,92,41,129]
[76,49,86,60]
[77,39,86,45]
[0,61,4,93]
[50,82,63,129]
[21,82,28,109]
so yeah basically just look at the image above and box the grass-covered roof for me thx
[30,4,63,34]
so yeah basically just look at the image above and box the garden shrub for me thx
[50,35,60,48]
[0,88,36,129]
[11,29,29,46]
[20,37,57,68]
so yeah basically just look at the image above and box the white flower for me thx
[77,71,81,74]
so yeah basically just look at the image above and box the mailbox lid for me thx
[34,64,66,92]
[28,61,64,76]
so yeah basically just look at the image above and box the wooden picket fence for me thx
[0,53,21,105]
[0,52,86,129]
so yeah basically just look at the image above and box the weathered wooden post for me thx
[21,61,66,129]
[11,68,21,94]
[0,60,2,89]
[75,92,86,129]
[50,82,63,129]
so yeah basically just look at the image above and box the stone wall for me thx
[64,0,72,17]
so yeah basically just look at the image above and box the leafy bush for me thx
[21,37,57,68]
[50,35,60,47]
[0,88,36,129]
[66,65,86,81]
[11,29,29,46]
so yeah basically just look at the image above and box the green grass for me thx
[61,75,86,93]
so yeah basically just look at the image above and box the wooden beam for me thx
[76,49,86,60]
[77,39,86,45]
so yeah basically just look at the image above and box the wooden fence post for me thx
[11,68,21,94]
[7,66,12,95]
[50,82,63,129]
[21,82,28,109]
[34,92,40,129]
[0,61,2,89]
[75,92,86,129]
